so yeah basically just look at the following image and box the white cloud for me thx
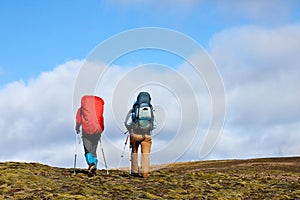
[0,60,212,168]
[0,60,82,167]
[207,122,300,160]
[215,0,300,24]
[1,23,300,168]
[95,63,212,165]
[207,24,300,158]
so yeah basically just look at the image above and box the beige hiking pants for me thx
[130,133,152,174]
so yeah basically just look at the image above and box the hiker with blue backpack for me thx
[124,92,156,178]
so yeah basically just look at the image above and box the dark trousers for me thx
[82,132,101,158]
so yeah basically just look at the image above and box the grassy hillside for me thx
[0,157,300,199]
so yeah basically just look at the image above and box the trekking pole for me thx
[117,131,129,169]
[73,133,80,175]
[99,138,109,175]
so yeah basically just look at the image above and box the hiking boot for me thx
[142,173,149,178]
[88,164,96,177]
[130,173,140,177]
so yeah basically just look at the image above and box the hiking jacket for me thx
[76,96,104,135]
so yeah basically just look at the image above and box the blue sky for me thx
[1,1,300,168]
[2,0,300,85]
[1,0,299,85]
[0,0,274,84]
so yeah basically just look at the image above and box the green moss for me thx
[0,157,300,199]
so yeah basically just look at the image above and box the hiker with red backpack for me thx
[124,92,156,178]
[75,95,104,177]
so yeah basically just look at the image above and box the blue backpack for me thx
[131,92,154,133]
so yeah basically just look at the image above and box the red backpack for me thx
[76,95,104,134]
